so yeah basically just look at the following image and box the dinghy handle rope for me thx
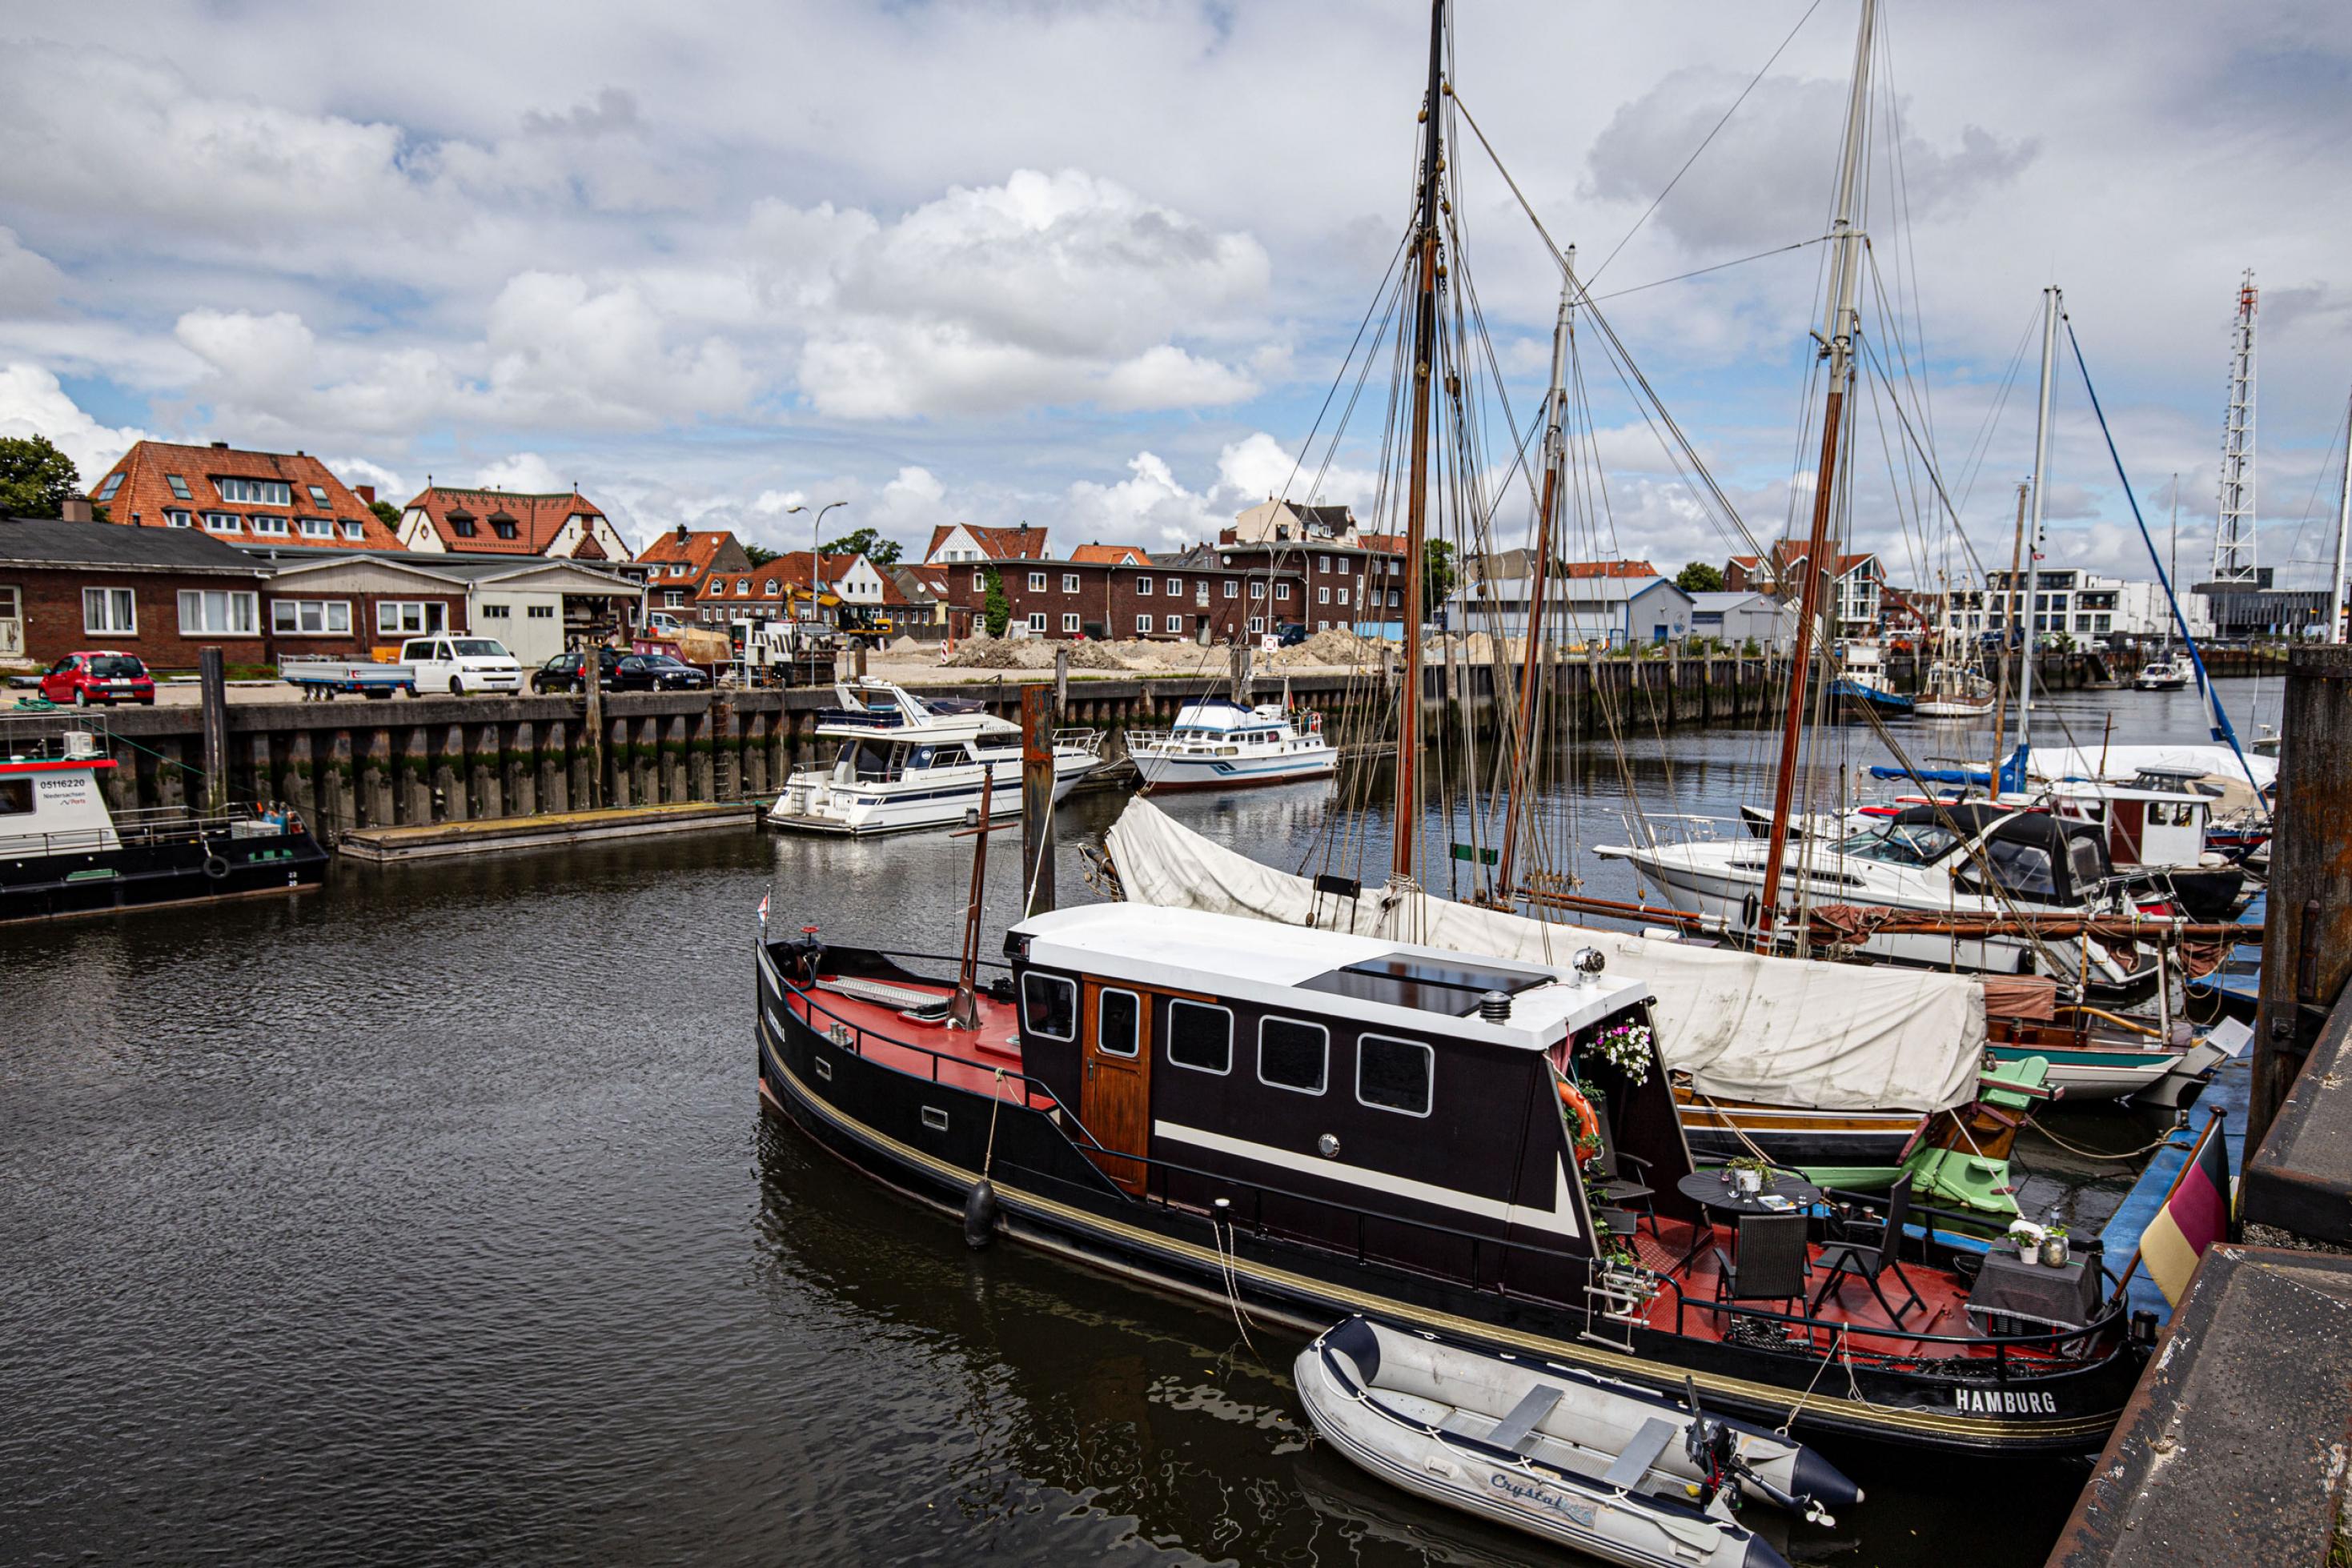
[2018,1114,2179,1164]
[1208,1201,1268,1371]
[982,1068,1005,1179]
[1774,1324,1844,1437]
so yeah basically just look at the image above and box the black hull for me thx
[2114,864,2246,924]
[753,956,2142,1457]
[0,830,327,922]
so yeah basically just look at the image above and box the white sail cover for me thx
[1106,799,1984,1113]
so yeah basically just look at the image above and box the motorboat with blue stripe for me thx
[766,677,1104,834]
[755,900,2147,1456]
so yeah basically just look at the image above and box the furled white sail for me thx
[1105,799,1984,1113]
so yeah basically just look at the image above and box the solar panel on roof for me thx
[1294,950,1555,1017]
[1341,952,1552,994]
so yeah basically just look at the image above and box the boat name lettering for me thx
[1953,1388,2057,1415]
[1487,1470,1597,1527]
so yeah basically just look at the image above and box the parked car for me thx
[399,636,523,695]
[39,651,155,707]
[532,649,712,693]
[1275,623,1310,648]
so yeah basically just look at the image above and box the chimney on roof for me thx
[675,523,689,544]
[61,496,94,523]
[211,440,227,449]
[355,485,375,504]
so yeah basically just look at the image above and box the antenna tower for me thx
[2212,270,2259,583]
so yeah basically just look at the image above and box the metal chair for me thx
[1809,1173,1926,1325]
[1592,1114,1658,1237]
[1712,1213,1811,1314]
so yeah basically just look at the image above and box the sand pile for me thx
[1265,628,1385,669]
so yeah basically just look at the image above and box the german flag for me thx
[2142,1113,2233,1307]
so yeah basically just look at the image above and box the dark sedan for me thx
[532,649,712,694]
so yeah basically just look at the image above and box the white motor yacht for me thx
[1595,802,2153,997]
[1126,696,1336,790]
[767,679,1104,835]
[2132,653,2192,691]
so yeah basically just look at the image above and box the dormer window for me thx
[737,577,750,594]
[299,517,332,538]
[448,507,476,538]
[765,579,779,596]
[215,477,291,507]
[164,509,192,528]
[167,475,192,500]
[488,510,518,539]
[251,515,288,536]
[340,521,365,541]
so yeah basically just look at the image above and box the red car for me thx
[40,651,156,707]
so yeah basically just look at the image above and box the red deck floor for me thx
[789,974,1040,1107]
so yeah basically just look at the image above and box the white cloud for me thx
[330,455,409,502]
[0,364,148,477]
[0,227,66,315]
[476,451,568,492]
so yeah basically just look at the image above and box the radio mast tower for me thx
[2212,270,2260,583]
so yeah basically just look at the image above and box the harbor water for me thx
[1,680,2273,1565]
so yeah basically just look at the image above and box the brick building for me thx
[636,526,753,613]
[395,485,631,560]
[84,439,400,550]
[0,512,272,668]
[692,551,908,629]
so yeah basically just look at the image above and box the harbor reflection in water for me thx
[8,689,2259,1563]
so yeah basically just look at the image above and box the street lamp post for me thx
[784,501,847,636]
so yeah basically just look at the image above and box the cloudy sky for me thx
[1,0,2346,584]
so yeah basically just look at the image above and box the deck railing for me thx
[765,948,2126,1379]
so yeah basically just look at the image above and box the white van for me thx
[399,636,524,696]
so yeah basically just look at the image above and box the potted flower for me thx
[2006,1219,2047,1265]
[1724,1155,1774,1197]
[1587,1019,1655,1086]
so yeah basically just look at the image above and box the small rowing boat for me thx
[1296,1315,1859,1568]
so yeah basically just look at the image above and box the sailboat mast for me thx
[2166,475,2179,654]
[1756,0,1875,944]
[1391,0,1447,884]
[2332,391,2351,644]
[2020,285,2059,757]
[1495,263,1574,900]
[1989,480,2027,784]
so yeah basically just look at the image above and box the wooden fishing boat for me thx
[1295,1315,1858,1568]
[757,903,2148,1455]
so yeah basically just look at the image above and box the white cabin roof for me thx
[1012,903,1651,1049]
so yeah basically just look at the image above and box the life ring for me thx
[202,853,231,881]
[1307,712,1322,732]
[1555,1079,1599,1151]
[1740,890,1761,930]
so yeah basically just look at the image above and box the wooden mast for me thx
[1495,263,1574,901]
[1755,0,1875,947]
[1391,0,1447,884]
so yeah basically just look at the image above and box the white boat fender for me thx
[963,1178,998,1249]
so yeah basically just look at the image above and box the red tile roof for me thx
[925,523,1049,563]
[636,528,737,570]
[1559,559,1660,579]
[1070,543,1150,566]
[403,486,609,555]
[86,440,399,549]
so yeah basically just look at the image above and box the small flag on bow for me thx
[757,892,770,927]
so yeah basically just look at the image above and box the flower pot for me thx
[1733,1169,1764,1197]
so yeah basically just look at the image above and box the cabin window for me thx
[1258,1017,1328,1095]
[0,778,30,816]
[1021,972,1077,1041]
[1097,988,1141,1058]
[2067,837,2105,890]
[1358,1034,1433,1117]
[1166,1000,1232,1074]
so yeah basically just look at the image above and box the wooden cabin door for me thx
[1081,983,1152,1195]
[2108,799,2145,866]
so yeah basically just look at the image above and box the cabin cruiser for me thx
[1595,803,2155,1001]
[2132,653,2191,692]
[2036,776,2246,921]
[758,900,2145,1456]
[1125,696,1335,790]
[0,719,326,921]
[766,678,1105,835]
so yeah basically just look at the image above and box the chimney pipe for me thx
[211,440,228,450]
[61,496,94,523]
[355,484,375,504]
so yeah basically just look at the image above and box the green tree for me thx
[981,566,1010,637]
[821,526,902,566]
[1675,560,1724,594]
[0,435,83,519]
[367,499,402,531]
[1420,538,1456,620]
[742,543,780,567]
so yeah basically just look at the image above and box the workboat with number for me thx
[0,718,326,922]
[1297,1315,1860,1568]
[1126,696,1336,791]
[766,678,1105,835]
[757,901,2145,1455]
